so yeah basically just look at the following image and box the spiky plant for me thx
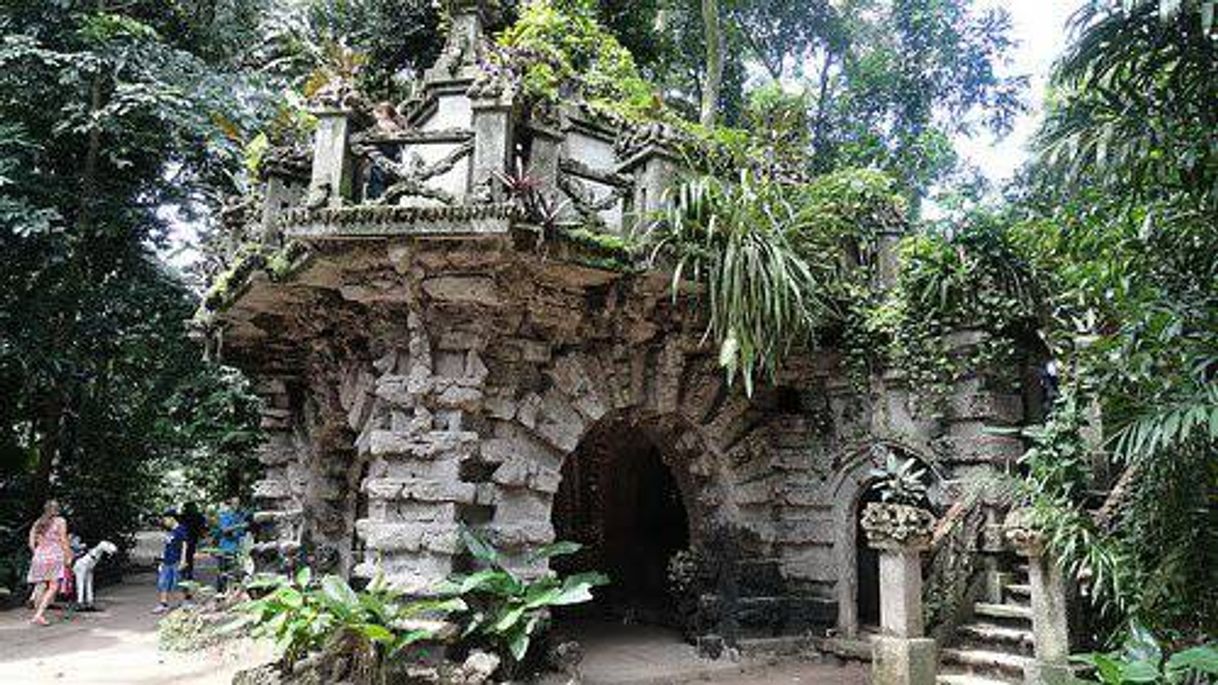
[645,171,831,395]
[869,451,930,507]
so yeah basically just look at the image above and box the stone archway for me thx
[550,414,695,624]
[830,441,938,638]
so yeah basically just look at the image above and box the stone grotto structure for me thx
[205,3,1067,681]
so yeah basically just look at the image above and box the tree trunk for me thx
[810,49,837,171]
[699,0,723,127]
[30,396,63,515]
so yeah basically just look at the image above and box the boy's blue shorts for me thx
[157,563,179,592]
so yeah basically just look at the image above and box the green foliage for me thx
[226,534,606,675]
[226,567,451,668]
[1036,1,1218,211]
[0,0,270,570]
[494,0,657,120]
[1073,623,1218,685]
[438,530,608,666]
[1013,0,1218,640]
[844,216,1038,406]
[645,171,833,395]
[156,366,264,504]
[868,451,929,506]
[254,0,443,101]
[1018,387,1134,618]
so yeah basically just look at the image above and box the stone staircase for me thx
[938,561,1034,684]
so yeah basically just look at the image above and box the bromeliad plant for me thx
[437,529,609,668]
[869,449,931,507]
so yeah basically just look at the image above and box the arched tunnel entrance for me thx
[855,480,883,630]
[551,419,690,626]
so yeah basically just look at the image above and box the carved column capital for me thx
[861,502,937,551]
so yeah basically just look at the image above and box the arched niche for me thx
[829,441,939,638]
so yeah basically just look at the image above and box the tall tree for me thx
[699,0,723,126]
[0,0,268,554]
[1015,0,1218,636]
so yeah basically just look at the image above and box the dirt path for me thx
[0,574,866,685]
[0,573,270,685]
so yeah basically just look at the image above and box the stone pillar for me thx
[879,544,926,637]
[526,122,562,190]
[861,502,939,685]
[308,107,354,208]
[616,123,679,233]
[1005,511,1074,685]
[469,92,515,202]
[250,376,305,567]
[875,229,903,289]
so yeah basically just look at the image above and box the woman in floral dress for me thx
[27,500,71,625]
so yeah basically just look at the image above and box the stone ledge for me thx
[282,203,520,240]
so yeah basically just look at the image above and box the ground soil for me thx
[0,570,868,685]
[0,572,271,685]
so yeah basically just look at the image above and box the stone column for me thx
[469,90,515,202]
[862,502,939,685]
[1005,511,1074,685]
[616,123,679,234]
[875,228,904,290]
[307,107,354,208]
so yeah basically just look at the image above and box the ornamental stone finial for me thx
[861,501,937,551]
[427,0,489,81]
[1002,506,1046,557]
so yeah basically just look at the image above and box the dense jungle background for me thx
[0,0,1213,653]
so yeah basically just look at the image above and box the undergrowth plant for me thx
[1073,623,1218,685]
[223,567,460,670]
[1016,386,1135,622]
[223,532,607,679]
[437,530,609,669]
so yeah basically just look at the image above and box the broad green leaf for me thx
[1121,659,1161,683]
[1166,645,1218,676]
[492,604,527,633]
[321,574,359,610]
[460,528,502,567]
[356,622,395,644]
[527,541,582,562]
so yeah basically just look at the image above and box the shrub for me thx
[223,567,458,669]
[1073,623,1218,684]
[437,530,608,670]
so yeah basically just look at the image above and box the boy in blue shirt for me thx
[214,497,248,592]
[153,510,188,614]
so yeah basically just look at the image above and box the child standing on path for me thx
[153,510,188,614]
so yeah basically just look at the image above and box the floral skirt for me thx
[27,546,66,584]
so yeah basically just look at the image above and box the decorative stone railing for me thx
[1002,510,1076,685]
[923,497,987,641]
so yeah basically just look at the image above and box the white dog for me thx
[73,540,118,608]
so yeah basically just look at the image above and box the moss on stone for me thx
[199,241,310,315]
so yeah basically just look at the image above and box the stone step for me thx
[941,647,1030,677]
[973,602,1032,621]
[957,623,1035,650]
[937,672,1020,685]
[1004,583,1031,597]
